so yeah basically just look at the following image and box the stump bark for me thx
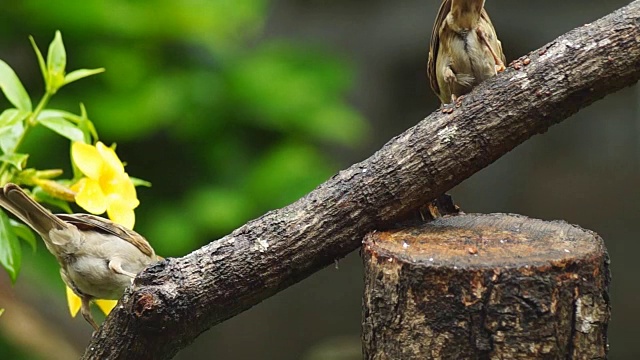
[362,213,610,360]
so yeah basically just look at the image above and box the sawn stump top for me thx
[363,213,605,269]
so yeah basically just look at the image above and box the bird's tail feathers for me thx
[0,183,68,237]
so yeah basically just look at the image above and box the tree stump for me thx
[362,213,610,360]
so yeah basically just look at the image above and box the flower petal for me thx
[95,299,118,315]
[71,142,103,179]
[66,286,81,317]
[96,142,124,174]
[102,173,139,209]
[107,199,135,229]
[74,178,108,214]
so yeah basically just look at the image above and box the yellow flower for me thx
[71,141,139,229]
[66,286,117,317]
[67,141,139,318]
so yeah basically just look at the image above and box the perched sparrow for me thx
[428,0,506,105]
[0,183,159,330]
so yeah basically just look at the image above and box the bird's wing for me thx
[480,8,506,63]
[427,0,452,97]
[57,213,155,258]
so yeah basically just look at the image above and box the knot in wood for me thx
[134,292,157,318]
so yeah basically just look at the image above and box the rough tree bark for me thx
[362,213,610,359]
[83,2,640,359]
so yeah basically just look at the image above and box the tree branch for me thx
[83,2,640,359]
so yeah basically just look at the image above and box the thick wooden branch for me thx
[83,2,640,359]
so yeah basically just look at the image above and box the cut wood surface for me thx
[362,213,610,359]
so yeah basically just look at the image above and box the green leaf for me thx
[0,108,29,128]
[0,109,29,156]
[46,31,67,92]
[37,115,84,142]
[9,219,36,251]
[39,107,98,144]
[0,210,22,283]
[29,35,47,87]
[130,176,152,187]
[32,187,72,213]
[0,60,32,112]
[38,109,80,122]
[64,68,105,86]
[0,308,4,317]
[0,122,24,154]
[0,153,28,171]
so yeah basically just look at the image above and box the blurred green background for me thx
[0,0,639,359]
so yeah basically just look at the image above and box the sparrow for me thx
[428,0,506,105]
[0,183,160,330]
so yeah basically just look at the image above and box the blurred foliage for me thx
[0,1,366,268]
[0,31,119,284]
[0,1,367,356]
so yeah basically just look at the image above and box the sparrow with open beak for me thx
[0,183,160,330]
[428,0,506,105]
